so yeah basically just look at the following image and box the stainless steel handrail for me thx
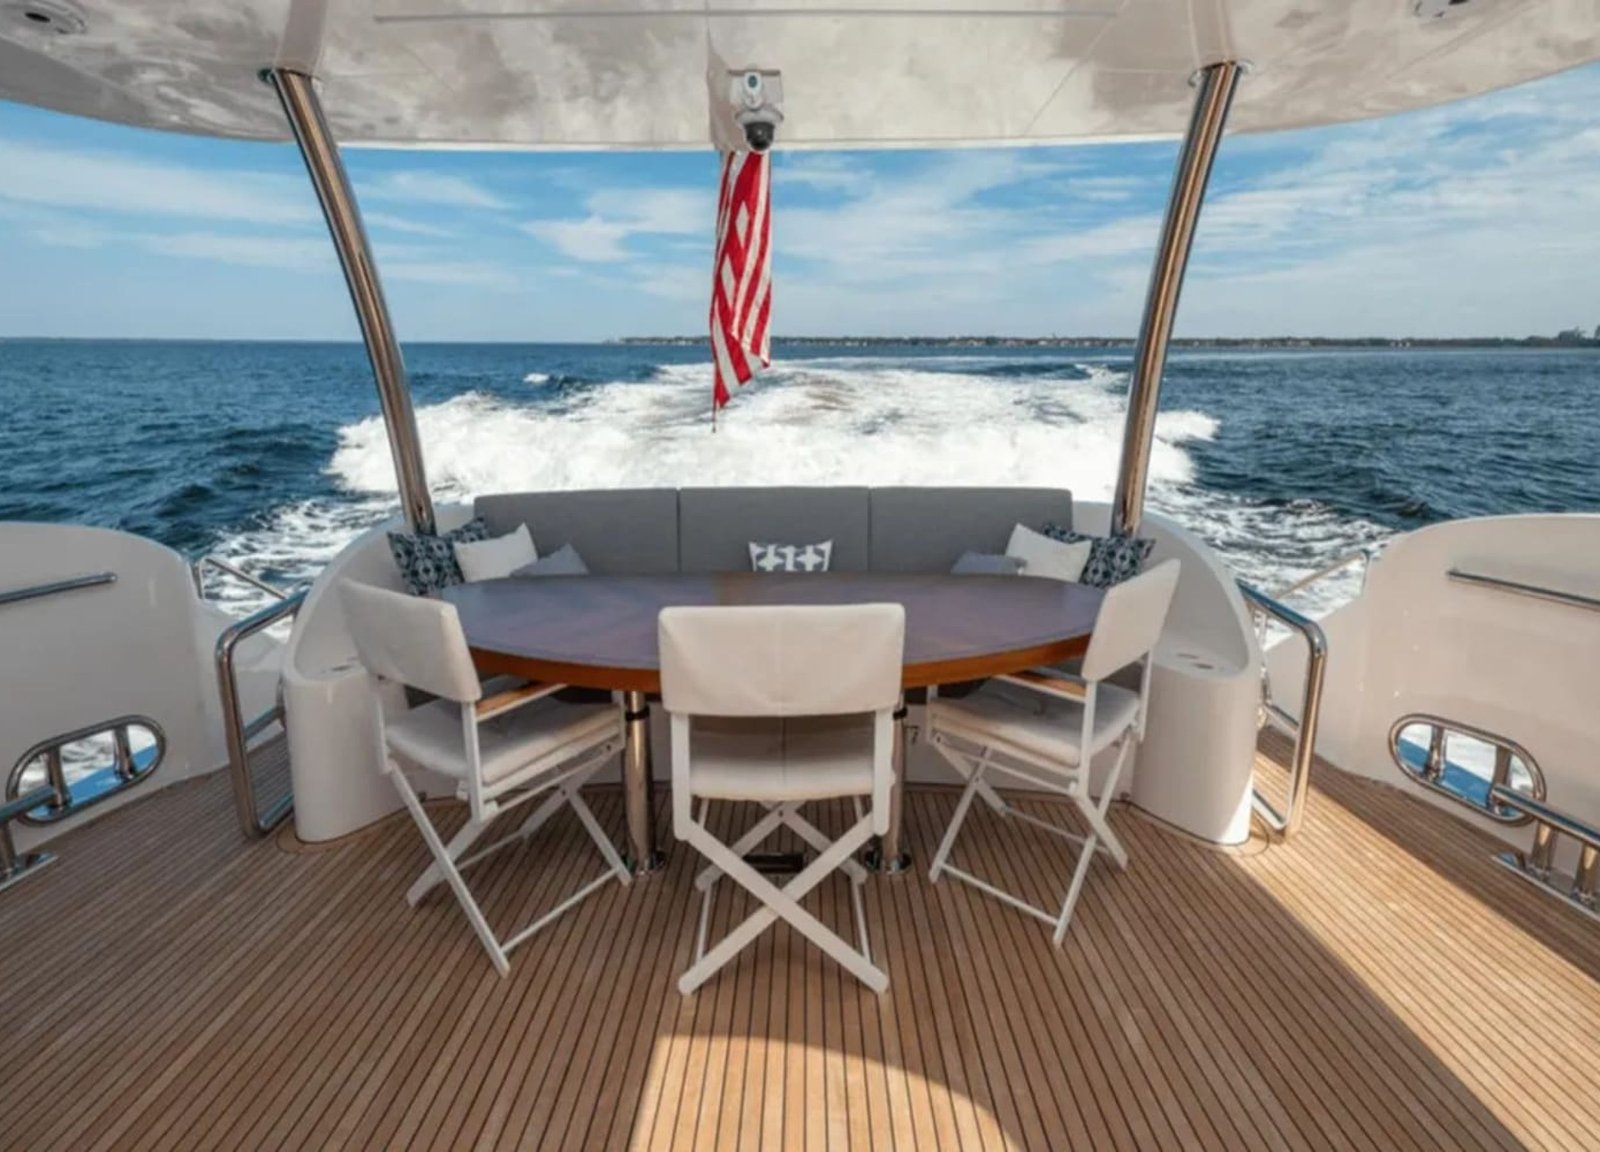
[0,572,116,610]
[216,590,305,837]
[1239,581,1328,840]
[192,555,291,602]
[1447,568,1600,615]
[1490,787,1600,849]
[1490,785,1600,920]
[1272,549,1374,601]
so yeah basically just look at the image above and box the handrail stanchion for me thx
[1490,785,1600,921]
[192,555,291,603]
[1239,582,1328,839]
[216,591,305,837]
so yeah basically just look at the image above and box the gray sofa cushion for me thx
[679,487,871,573]
[474,489,679,575]
[868,487,1073,573]
[512,543,590,577]
[950,551,1024,576]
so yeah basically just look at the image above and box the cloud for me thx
[383,259,518,289]
[7,60,1600,340]
[523,216,633,262]
[359,170,510,210]
[138,232,334,270]
[22,223,516,290]
[364,211,454,238]
[0,138,314,225]
[524,186,711,262]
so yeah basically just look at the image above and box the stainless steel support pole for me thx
[267,68,436,535]
[867,697,912,874]
[112,725,136,782]
[1573,843,1599,904]
[1529,821,1559,877]
[44,748,70,813]
[622,691,665,874]
[1110,61,1242,537]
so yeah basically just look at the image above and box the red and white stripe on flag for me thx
[709,150,772,414]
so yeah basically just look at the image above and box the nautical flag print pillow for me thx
[749,540,833,573]
[388,517,493,595]
[1042,524,1154,588]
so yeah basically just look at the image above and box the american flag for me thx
[709,150,772,417]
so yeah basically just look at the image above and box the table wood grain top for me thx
[443,572,1103,692]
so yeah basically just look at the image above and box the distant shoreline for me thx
[621,334,1600,350]
[3,334,1596,349]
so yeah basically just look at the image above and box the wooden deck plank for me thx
[4,735,1599,1152]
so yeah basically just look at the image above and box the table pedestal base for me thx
[866,699,913,875]
[622,691,665,875]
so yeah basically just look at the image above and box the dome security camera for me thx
[730,69,784,153]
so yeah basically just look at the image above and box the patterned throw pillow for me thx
[749,540,833,573]
[388,517,492,595]
[1042,524,1154,588]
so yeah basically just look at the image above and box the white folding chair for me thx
[925,559,1180,944]
[340,580,630,976]
[659,603,905,995]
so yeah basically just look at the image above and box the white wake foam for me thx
[214,355,1388,617]
[331,359,1214,501]
[523,372,550,385]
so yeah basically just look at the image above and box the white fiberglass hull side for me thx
[1266,513,1600,867]
[0,523,280,854]
[278,505,478,843]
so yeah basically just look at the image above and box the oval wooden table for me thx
[443,572,1104,874]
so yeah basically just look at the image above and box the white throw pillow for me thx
[749,540,833,573]
[1005,524,1092,583]
[455,523,537,583]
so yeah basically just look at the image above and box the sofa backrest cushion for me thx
[474,488,680,575]
[678,487,871,573]
[868,487,1073,573]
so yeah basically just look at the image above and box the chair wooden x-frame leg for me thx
[929,733,1132,945]
[680,799,886,995]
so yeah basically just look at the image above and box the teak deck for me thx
[3,731,1598,1151]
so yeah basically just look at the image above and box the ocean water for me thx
[2,339,1595,618]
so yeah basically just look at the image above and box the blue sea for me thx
[1,340,1595,615]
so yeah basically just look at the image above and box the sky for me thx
[1,62,1598,342]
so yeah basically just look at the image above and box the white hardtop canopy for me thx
[2,0,1599,149]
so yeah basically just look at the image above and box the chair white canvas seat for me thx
[386,695,620,788]
[929,680,1140,769]
[926,559,1180,946]
[688,715,878,802]
[340,580,630,976]
[660,603,905,995]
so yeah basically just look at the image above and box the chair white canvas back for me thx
[659,603,905,718]
[1080,559,1181,682]
[926,557,1180,946]
[659,602,906,994]
[339,579,628,977]
[340,580,483,703]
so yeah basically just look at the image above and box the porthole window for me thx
[7,717,165,824]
